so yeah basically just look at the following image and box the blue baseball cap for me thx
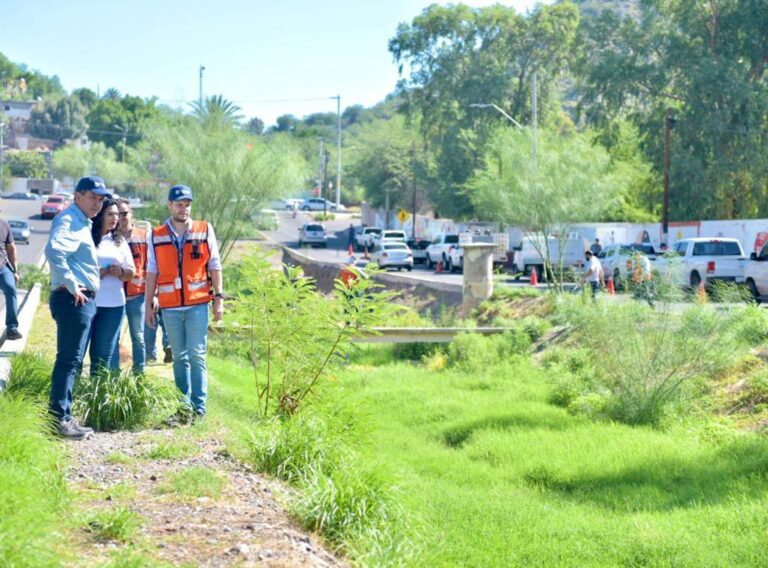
[75,175,110,196]
[168,185,193,202]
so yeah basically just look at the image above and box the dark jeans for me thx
[112,296,145,374]
[89,305,124,374]
[49,289,96,421]
[0,265,19,331]
[589,281,600,301]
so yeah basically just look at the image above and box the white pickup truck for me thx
[654,237,747,287]
[354,227,382,251]
[447,233,509,273]
[425,234,460,268]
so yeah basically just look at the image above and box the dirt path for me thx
[65,428,344,567]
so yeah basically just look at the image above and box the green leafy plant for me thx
[84,506,142,542]
[225,252,397,417]
[7,351,52,399]
[73,369,182,431]
[17,264,50,294]
[448,330,531,373]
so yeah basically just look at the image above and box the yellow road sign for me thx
[397,209,411,224]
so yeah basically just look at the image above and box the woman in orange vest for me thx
[144,185,224,419]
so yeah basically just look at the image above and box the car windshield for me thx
[8,221,25,228]
[445,235,459,244]
[46,197,64,203]
[305,224,324,232]
[692,241,742,256]
[367,228,382,234]
[384,243,408,251]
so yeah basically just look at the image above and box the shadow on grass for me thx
[526,438,768,512]
[442,411,571,448]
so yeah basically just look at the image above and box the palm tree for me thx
[189,95,243,127]
[102,87,121,100]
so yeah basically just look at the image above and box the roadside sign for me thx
[397,209,411,224]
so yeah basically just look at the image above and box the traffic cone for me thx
[697,281,707,303]
[348,244,354,257]
[607,277,616,295]
[436,260,443,273]
[530,266,538,286]
[364,246,370,260]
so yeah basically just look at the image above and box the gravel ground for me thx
[65,428,344,567]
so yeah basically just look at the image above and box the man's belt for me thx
[54,286,95,298]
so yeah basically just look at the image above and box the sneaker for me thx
[58,418,90,440]
[5,328,22,341]
[147,356,158,363]
[72,419,94,434]
[163,346,173,364]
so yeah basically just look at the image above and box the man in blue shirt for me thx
[46,176,110,439]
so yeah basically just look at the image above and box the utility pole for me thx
[662,109,674,245]
[411,143,417,240]
[322,149,330,219]
[114,124,130,162]
[332,95,341,208]
[0,121,5,195]
[198,65,206,109]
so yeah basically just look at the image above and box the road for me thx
[0,198,53,266]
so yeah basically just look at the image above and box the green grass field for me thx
[209,350,768,567]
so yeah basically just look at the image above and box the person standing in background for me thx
[89,198,135,374]
[0,209,21,340]
[46,176,110,439]
[112,199,148,374]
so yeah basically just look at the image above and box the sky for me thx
[2,0,553,127]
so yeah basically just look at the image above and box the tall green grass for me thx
[0,396,68,567]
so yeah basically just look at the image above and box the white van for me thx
[514,234,590,276]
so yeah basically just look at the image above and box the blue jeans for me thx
[49,289,96,420]
[145,309,170,359]
[0,265,19,331]
[162,304,209,414]
[112,296,145,374]
[89,305,124,374]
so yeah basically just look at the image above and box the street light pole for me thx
[113,124,130,163]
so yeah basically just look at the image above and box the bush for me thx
[0,397,67,567]
[73,369,182,431]
[447,330,531,373]
[17,264,50,294]
[7,351,52,400]
[393,342,439,361]
[84,506,142,542]
[729,304,768,346]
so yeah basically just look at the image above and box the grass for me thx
[141,440,199,460]
[84,506,142,542]
[0,396,68,567]
[157,467,226,500]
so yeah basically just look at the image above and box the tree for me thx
[467,127,623,285]
[102,87,122,101]
[0,52,65,100]
[72,87,98,110]
[5,151,48,178]
[28,96,88,142]
[577,0,768,220]
[86,95,164,150]
[244,117,264,135]
[137,118,309,258]
[389,3,581,218]
[52,142,134,188]
[189,95,243,128]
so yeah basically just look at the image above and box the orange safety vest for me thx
[152,221,212,308]
[125,227,148,297]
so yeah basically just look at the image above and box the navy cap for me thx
[75,175,110,196]
[168,185,193,202]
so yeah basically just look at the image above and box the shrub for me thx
[73,369,182,431]
[519,316,552,342]
[447,330,531,373]
[7,351,52,400]
[393,342,439,361]
[17,264,50,295]
[729,304,768,346]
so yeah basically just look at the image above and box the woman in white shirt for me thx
[88,198,135,374]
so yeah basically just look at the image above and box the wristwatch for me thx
[214,293,224,299]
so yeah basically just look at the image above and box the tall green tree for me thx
[86,95,164,150]
[5,151,48,178]
[52,142,134,188]
[189,95,243,128]
[389,3,580,217]
[577,0,768,220]
[28,96,88,142]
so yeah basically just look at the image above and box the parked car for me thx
[298,223,327,247]
[598,244,656,289]
[2,192,40,200]
[370,241,413,271]
[425,234,460,268]
[654,237,747,287]
[41,195,69,219]
[355,227,382,251]
[252,208,279,230]
[7,219,30,245]
[300,198,346,211]
[406,238,430,264]
[270,198,298,211]
[372,229,407,249]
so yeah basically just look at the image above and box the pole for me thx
[335,95,341,208]
[322,149,330,219]
[662,109,671,245]
[0,122,4,195]
[198,65,205,109]
[411,143,417,240]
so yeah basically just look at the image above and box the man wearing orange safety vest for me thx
[113,198,148,374]
[144,185,224,418]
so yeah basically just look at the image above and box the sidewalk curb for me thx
[0,282,42,391]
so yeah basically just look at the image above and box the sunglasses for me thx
[118,211,130,217]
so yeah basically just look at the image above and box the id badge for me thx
[174,277,182,289]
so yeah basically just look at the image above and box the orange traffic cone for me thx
[348,243,354,257]
[697,280,707,303]
[436,260,443,273]
[607,277,616,295]
[364,246,370,260]
[530,266,538,286]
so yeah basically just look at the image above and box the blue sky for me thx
[3,0,552,126]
